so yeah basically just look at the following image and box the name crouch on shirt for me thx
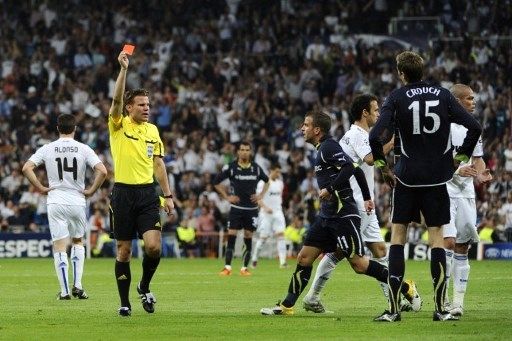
[406,87,441,98]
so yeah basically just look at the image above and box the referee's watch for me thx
[163,194,173,199]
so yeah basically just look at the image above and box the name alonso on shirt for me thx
[55,146,79,153]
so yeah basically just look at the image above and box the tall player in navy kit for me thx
[215,141,269,276]
[369,51,482,322]
[261,110,401,316]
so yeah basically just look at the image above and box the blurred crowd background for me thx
[1,0,511,257]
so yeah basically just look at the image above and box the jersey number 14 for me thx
[408,100,440,135]
[55,157,78,181]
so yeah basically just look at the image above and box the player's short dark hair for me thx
[123,88,150,114]
[306,110,331,135]
[350,94,378,122]
[396,51,424,83]
[57,114,76,134]
[237,140,252,150]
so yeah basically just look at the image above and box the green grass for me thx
[0,258,511,340]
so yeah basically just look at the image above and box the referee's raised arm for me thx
[109,51,129,121]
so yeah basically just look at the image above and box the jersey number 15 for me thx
[408,100,440,135]
[55,157,78,181]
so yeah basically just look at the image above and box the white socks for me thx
[304,253,339,302]
[453,253,470,308]
[277,237,287,266]
[374,256,390,302]
[444,249,454,304]
[252,238,265,263]
[54,244,86,296]
[251,237,287,267]
[71,245,85,289]
[54,252,69,296]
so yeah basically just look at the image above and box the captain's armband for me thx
[374,159,387,169]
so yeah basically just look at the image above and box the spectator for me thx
[284,215,306,257]
[0,1,509,265]
[177,218,200,258]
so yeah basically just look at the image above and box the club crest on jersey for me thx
[146,144,154,158]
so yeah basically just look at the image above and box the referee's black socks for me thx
[115,260,131,308]
[140,254,161,293]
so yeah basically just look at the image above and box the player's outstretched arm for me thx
[109,51,129,121]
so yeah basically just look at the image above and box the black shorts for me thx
[227,207,258,231]
[109,183,161,241]
[304,214,364,257]
[391,182,450,226]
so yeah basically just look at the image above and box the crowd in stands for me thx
[1,0,511,257]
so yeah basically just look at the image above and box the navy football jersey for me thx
[314,136,359,218]
[369,81,482,186]
[214,161,269,209]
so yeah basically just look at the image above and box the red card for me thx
[122,44,135,55]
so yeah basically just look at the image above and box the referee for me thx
[109,51,175,317]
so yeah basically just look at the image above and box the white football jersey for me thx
[446,123,484,198]
[339,124,374,211]
[256,178,283,212]
[29,137,102,206]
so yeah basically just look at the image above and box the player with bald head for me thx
[443,83,492,317]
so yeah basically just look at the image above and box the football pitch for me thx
[1,258,511,340]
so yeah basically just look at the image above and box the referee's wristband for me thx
[163,194,173,199]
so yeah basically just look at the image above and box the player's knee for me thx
[117,248,131,262]
[444,237,456,250]
[349,257,366,274]
[370,243,387,258]
[454,243,469,254]
[71,238,82,244]
[296,252,314,266]
[145,243,161,257]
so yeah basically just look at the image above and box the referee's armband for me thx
[374,159,387,169]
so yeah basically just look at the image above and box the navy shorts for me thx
[304,214,364,257]
[391,182,450,226]
[109,183,161,240]
[227,207,258,231]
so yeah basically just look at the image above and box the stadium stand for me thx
[0,1,510,257]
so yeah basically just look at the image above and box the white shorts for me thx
[360,210,384,243]
[257,210,286,238]
[47,204,87,242]
[443,197,479,243]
